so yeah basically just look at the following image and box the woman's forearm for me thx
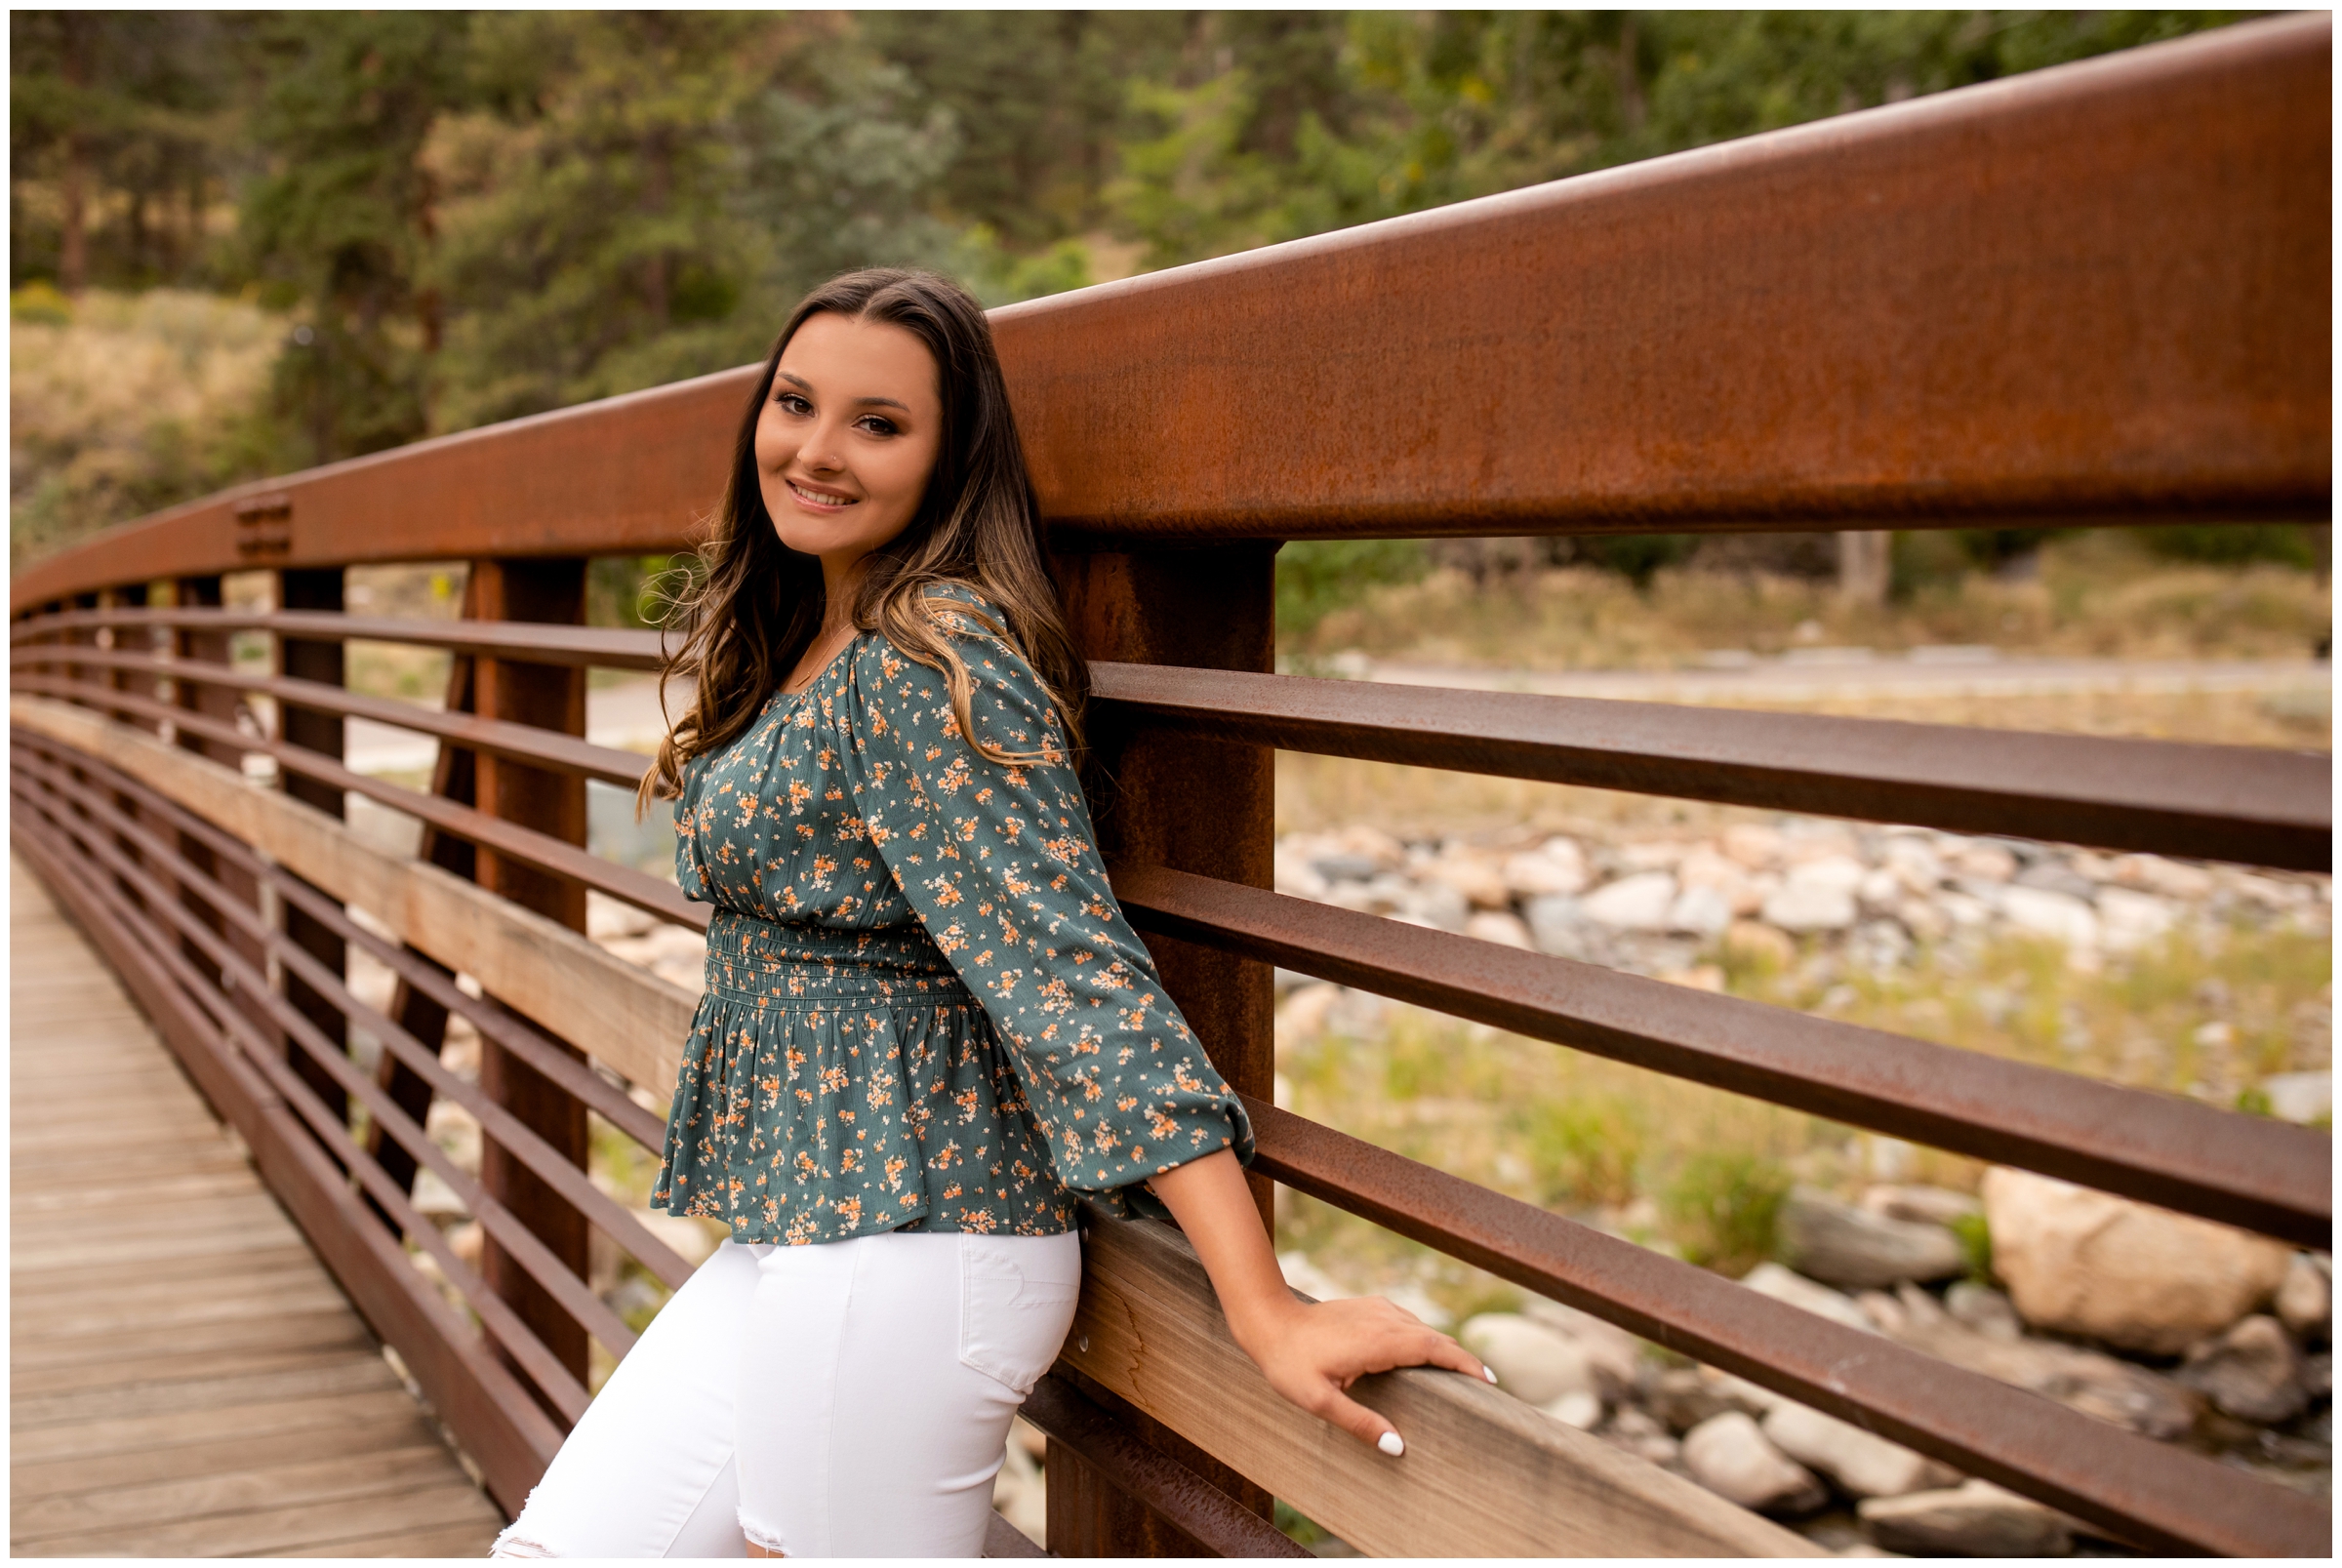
[1144,1148,1304,1352]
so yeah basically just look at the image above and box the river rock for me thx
[1666,884,1734,937]
[1781,1187,1965,1289]
[1983,1166,2292,1354]
[2276,1253,2330,1339]
[1504,839,1587,898]
[1866,1282,2198,1440]
[1763,883,1858,933]
[1944,1281,2023,1343]
[1458,1313,1597,1407]
[2263,1069,2332,1127]
[1740,1262,1878,1335]
[1464,909,1534,949]
[1427,853,1513,910]
[1861,1184,1982,1228]
[1681,1412,1828,1515]
[1582,872,1678,931]
[1859,1480,2072,1556]
[1600,1405,1681,1467]
[1522,894,1583,956]
[2095,886,2174,951]
[1761,1400,1960,1500]
[2178,1314,2308,1424]
[1999,886,2100,950]
[1644,1365,1770,1433]
[1521,1298,1644,1399]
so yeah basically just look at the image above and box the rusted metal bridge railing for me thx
[9,15,2331,1556]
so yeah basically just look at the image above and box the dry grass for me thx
[11,287,282,567]
[1297,535,2331,670]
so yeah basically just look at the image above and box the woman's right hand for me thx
[1236,1292,1492,1455]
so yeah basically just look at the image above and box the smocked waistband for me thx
[701,909,973,1005]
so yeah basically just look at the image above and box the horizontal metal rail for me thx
[10,670,705,930]
[10,607,666,671]
[1112,864,2329,1246]
[6,814,567,1509]
[7,15,2328,611]
[1091,663,2332,871]
[12,642,655,789]
[11,755,680,1325]
[24,615,2330,869]
[1239,1095,2327,1558]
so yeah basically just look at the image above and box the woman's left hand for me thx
[1145,1149,1494,1457]
[1237,1292,1492,1456]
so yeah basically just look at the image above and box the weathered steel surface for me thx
[1111,864,2330,1246]
[1240,1097,2329,1559]
[1091,662,2333,871]
[11,608,667,670]
[10,15,2328,611]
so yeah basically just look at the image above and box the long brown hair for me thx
[639,268,1086,811]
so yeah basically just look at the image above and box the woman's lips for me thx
[787,478,860,509]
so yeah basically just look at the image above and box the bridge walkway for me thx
[10,854,505,1557]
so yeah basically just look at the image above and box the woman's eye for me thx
[856,416,900,436]
[776,393,812,415]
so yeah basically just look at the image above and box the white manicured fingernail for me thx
[1377,1431,1404,1458]
[1483,1367,1499,1385]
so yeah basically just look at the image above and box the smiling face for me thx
[754,310,945,580]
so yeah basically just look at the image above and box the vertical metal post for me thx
[1049,543,1280,1554]
[172,576,271,1033]
[469,557,592,1388]
[277,567,350,1124]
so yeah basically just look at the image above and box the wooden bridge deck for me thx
[10,853,505,1558]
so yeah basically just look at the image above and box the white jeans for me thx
[491,1229,1083,1558]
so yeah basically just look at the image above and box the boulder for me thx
[1998,886,2100,950]
[2177,1314,2308,1425]
[2275,1253,2330,1340]
[1522,894,1584,956]
[2094,886,2174,951]
[1427,854,1513,910]
[1681,1412,1828,1515]
[1861,1184,1982,1228]
[1943,1281,2023,1343]
[1503,839,1587,898]
[1763,884,1857,933]
[1761,1400,1960,1500]
[1464,909,1534,949]
[1982,1166,2292,1354]
[1722,824,1785,869]
[1458,1314,1597,1407]
[1599,1405,1680,1467]
[1666,885,1734,937]
[2263,1069,2332,1127]
[1543,1390,1604,1430]
[1859,1481,2072,1557]
[1789,856,1868,895]
[1643,1365,1768,1434]
[1740,1262,1878,1335]
[1781,1187,1965,1289]
[1949,843,2019,883]
[1521,1298,1645,1399]
[1867,1282,2198,1441]
[1582,872,1678,931]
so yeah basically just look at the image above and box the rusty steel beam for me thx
[1239,1097,2328,1559]
[12,643,653,789]
[10,607,667,671]
[10,14,2328,612]
[11,670,705,930]
[1110,864,2329,1247]
[1091,663,2332,871]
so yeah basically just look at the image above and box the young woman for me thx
[491,269,1488,1559]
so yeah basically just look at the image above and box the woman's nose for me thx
[798,420,847,472]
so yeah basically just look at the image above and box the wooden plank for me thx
[255,1518,504,1558]
[1060,1211,1807,1558]
[10,1352,403,1430]
[10,1410,444,1501]
[8,1387,429,1466]
[15,694,694,1094]
[10,1242,320,1296]
[12,1307,376,1371]
[12,1477,502,1558]
[10,1443,475,1544]
[13,1343,382,1400]
[13,1276,349,1333]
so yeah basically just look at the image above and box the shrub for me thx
[1660,1149,1790,1275]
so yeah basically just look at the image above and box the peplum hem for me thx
[652,913,1080,1245]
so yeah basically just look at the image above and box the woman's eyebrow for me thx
[774,372,910,414]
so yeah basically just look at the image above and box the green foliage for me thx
[1276,539,1431,641]
[1950,1210,1995,1283]
[1659,1149,1790,1275]
[1520,1097,1646,1210]
[2134,524,2324,571]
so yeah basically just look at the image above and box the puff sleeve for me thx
[841,596,1253,1202]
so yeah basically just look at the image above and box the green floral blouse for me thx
[650,584,1253,1245]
